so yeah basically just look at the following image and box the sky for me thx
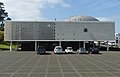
[1,0,120,32]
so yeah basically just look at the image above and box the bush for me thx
[0,31,4,42]
[0,27,4,31]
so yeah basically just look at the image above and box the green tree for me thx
[0,2,11,31]
[0,2,11,42]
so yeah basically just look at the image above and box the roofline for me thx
[5,40,115,42]
[5,20,115,23]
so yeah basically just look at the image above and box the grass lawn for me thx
[0,43,16,50]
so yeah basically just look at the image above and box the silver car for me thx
[54,46,63,53]
[65,47,74,53]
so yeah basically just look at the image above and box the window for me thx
[84,28,88,32]
[116,40,118,43]
[116,37,118,39]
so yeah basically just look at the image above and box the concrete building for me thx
[115,33,120,47]
[4,16,115,51]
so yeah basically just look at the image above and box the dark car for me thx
[37,46,46,54]
[88,47,99,54]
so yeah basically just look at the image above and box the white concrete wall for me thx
[4,21,55,41]
[4,21,12,41]
[55,21,115,41]
[4,21,115,41]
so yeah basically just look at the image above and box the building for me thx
[4,16,115,51]
[115,33,120,47]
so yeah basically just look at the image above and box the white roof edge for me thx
[4,40,115,42]
[5,20,115,23]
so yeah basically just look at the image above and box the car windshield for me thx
[80,48,85,51]
[38,47,45,50]
[56,47,62,49]
[68,48,72,50]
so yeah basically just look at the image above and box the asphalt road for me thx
[0,51,120,77]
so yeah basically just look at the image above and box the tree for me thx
[0,2,11,42]
[0,2,11,31]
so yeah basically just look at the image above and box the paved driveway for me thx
[0,51,120,77]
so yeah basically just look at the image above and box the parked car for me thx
[54,46,63,53]
[77,48,87,54]
[37,46,46,54]
[88,47,99,54]
[65,47,74,53]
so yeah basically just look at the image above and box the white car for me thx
[77,48,87,54]
[54,46,63,53]
[65,47,74,53]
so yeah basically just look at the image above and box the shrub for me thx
[0,31,4,42]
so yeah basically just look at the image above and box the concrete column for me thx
[35,41,37,51]
[59,41,61,46]
[93,41,95,48]
[38,41,39,46]
[16,42,18,51]
[107,41,109,51]
[79,41,81,48]
[10,41,12,51]
[83,41,85,48]
[98,41,100,47]
[98,41,101,50]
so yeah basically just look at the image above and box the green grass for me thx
[0,43,16,50]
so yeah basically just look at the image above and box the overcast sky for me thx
[1,0,120,32]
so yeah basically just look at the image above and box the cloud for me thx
[1,0,70,20]
[93,0,120,11]
[80,0,120,11]
[46,0,71,7]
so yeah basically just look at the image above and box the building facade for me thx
[4,16,115,51]
[115,33,120,47]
